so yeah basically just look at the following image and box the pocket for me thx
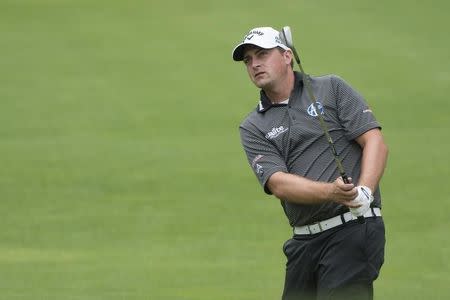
[364,218,386,279]
[282,238,293,257]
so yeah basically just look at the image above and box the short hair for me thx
[277,47,294,68]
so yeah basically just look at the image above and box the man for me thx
[232,27,388,300]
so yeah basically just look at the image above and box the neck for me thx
[264,70,295,103]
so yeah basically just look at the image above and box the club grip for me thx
[342,174,365,224]
[342,174,350,184]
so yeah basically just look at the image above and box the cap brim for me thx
[232,43,248,61]
[232,42,289,61]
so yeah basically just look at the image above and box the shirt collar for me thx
[257,71,304,113]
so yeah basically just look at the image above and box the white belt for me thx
[293,207,381,235]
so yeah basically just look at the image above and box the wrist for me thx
[324,182,336,202]
[357,181,375,194]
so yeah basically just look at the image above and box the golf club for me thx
[280,26,365,224]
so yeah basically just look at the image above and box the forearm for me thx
[266,171,358,207]
[356,130,389,191]
[267,172,332,204]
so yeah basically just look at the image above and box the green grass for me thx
[1,0,449,299]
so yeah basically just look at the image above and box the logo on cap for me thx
[243,30,264,42]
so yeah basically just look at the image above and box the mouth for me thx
[254,71,265,78]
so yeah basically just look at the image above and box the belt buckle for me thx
[307,221,323,234]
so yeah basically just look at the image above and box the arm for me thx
[266,172,359,207]
[355,128,389,191]
[331,75,388,195]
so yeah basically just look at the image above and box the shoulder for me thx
[239,109,259,130]
[310,73,344,85]
[310,74,354,95]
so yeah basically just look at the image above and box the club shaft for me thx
[289,44,365,224]
[291,46,347,179]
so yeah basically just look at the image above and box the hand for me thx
[349,186,374,217]
[329,177,358,206]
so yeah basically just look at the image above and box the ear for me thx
[283,49,293,66]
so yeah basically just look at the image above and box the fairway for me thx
[1,0,449,299]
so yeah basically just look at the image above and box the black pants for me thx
[282,217,385,300]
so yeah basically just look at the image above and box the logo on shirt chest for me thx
[307,102,324,117]
[265,126,288,139]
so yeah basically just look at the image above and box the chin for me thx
[257,81,272,90]
[253,78,270,89]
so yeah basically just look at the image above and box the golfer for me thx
[232,27,389,299]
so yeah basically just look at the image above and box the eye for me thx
[243,57,251,65]
[258,50,269,57]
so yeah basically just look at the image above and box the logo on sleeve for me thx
[265,126,288,139]
[251,154,264,167]
[255,164,264,176]
[307,102,324,117]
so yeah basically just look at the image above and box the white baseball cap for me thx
[232,27,290,61]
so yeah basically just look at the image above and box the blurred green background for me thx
[1,0,449,299]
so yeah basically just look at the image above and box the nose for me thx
[250,57,261,69]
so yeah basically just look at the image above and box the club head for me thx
[281,25,301,65]
[281,26,294,49]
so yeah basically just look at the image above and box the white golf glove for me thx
[349,186,374,218]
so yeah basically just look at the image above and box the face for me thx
[242,46,292,90]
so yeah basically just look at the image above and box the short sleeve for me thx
[331,75,381,140]
[239,122,288,194]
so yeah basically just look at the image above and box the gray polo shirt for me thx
[239,72,381,226]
